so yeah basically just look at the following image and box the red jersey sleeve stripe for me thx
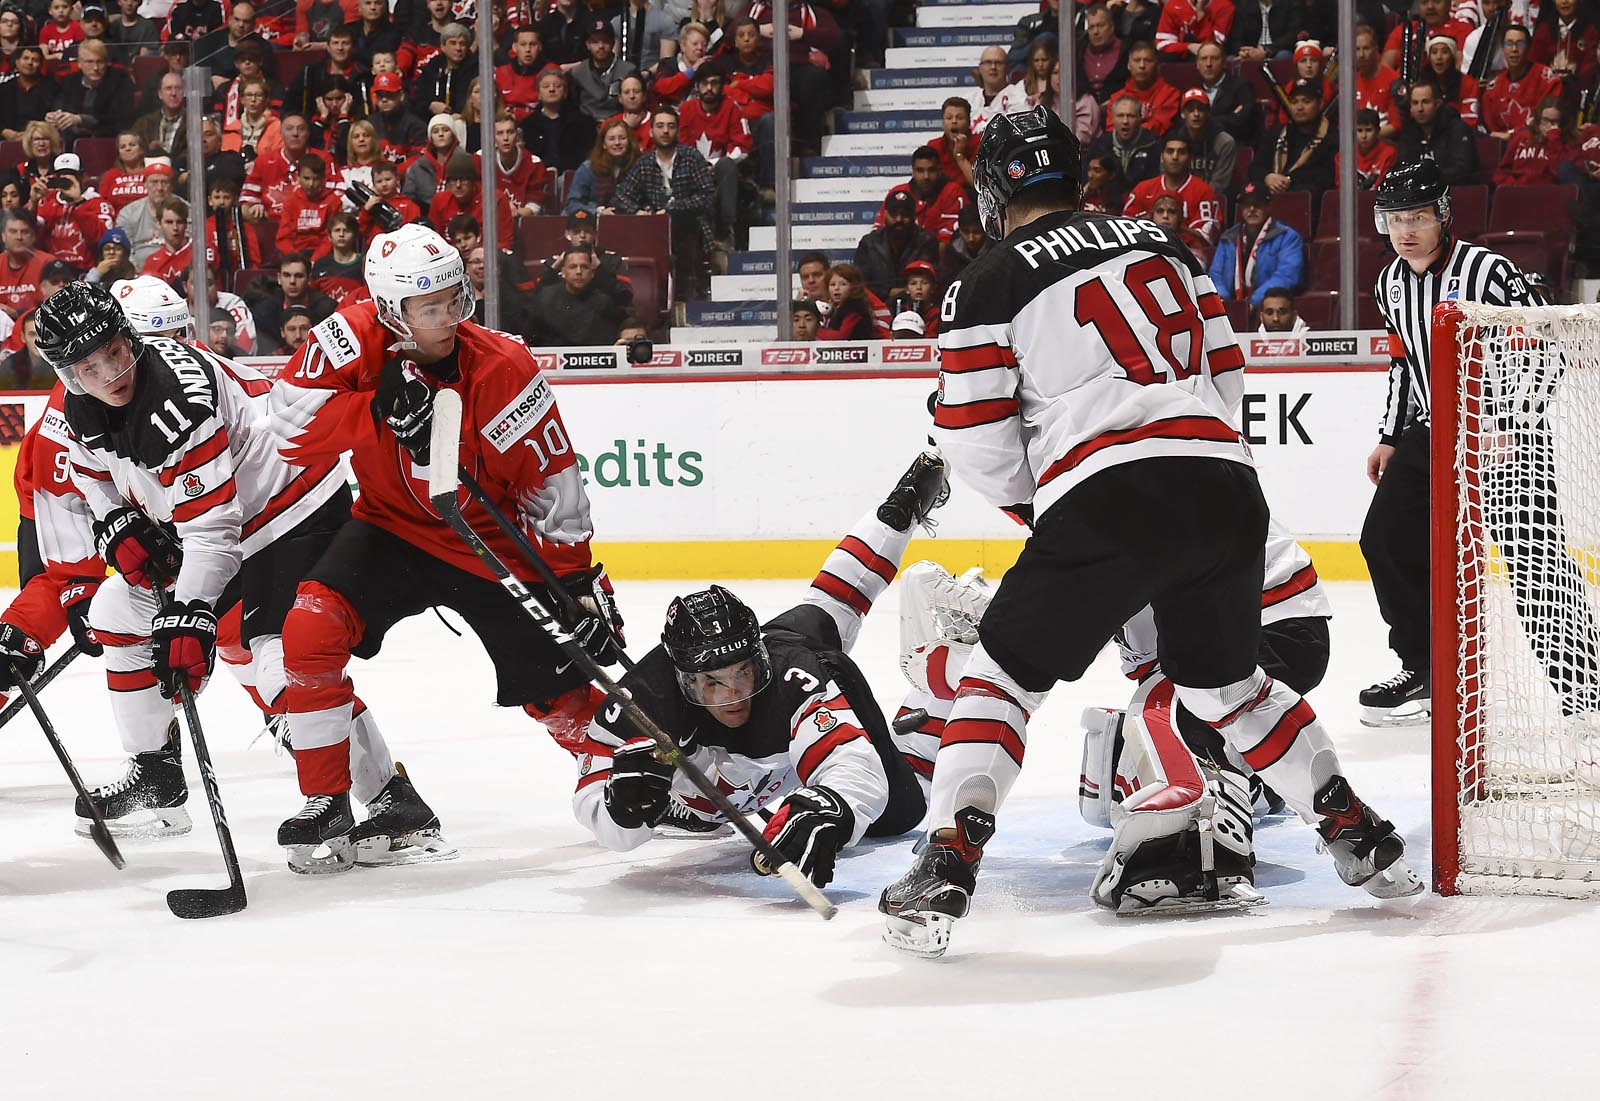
[220,363,272,397]
[1262,563,1319,609]
[939,716,1026,768]
[811,570,873,616]
[1198,291,1227,320]
[797,692,850,725]
[1242,698,1315,772]
[941,342,1018,374]
[159,429,231,486]
[575,768,611,791]
[838,535,899,585]
[1207,344,1245,375]
[1037,415,1241,487]
[906,754,935,777]
[108,668,159,692]
[72,463,112,481]
[241,458,341,541]
[171,479,238,524]
[797,722,868,781]
[933,396,1021,431]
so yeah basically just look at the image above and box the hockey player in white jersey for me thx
[879,107,1421,958]
[30,282,425,852]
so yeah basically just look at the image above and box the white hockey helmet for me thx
[110,275,195,339]
[364,223,474,341]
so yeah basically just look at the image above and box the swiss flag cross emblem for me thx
[180,472,204,498]
[381,240,397,257]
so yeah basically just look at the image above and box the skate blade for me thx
[353,829,459,867]
[285,838,356,875]
[881,913,954,959]
[75,806,192,840]
[1117,883,1269,917]
[1359,702,1431,728]
[653,822,734,840]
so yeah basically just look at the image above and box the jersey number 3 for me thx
[1074,256,1204,385]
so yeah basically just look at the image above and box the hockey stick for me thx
[0,644,81,733]
[427,390,836,920]
[9,662,125,870]
[155,587,247,919]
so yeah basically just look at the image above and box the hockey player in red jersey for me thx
[267,223,623,873]
[879,107,1421,959]
[568,452,944,887]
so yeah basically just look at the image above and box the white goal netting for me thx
[1442,302,1600,897]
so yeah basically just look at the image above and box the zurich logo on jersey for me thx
[416,275,432,290]
[1006,160,1026,179]
[151,316,163,327]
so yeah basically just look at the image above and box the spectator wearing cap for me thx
[1193,40,1255,143]
[250,250,338,354]
[134,73,190,163]
[32,153,116,269]
[68,5,112,68]
[1230,0,1302,62]
[165,0,225,43]
[1166,86,1236,193]
[679,62,753,250]
[0,216,55,319]
[46,38,133,140]
[1393,78,1478,184]
[288,24,367,120]
[571,17,637,123]
[85,225,136,284]
[853,188,938,303]
[530,245,627,346]
[614,106,717,294]
[898,258,941,336]
[107,0,160,66]
[1257,287,1308,333]
[1112,41,1181,135]
[1423,33,1481,128]
[538,209,634,309]
[1276,40,1334,124]
[414,22,478,117]
[611,0,679,74]
[277,154,343,257]
[1482,23,1563,140]
[1156,0,1235,59]
[0,48,55,143]
[1125,134,1222,261]
[347,0,403,70]
[874,150,966,246]
[1252,77,1336,197]
[1337,106,1397,190]
[939,203,990,287]
[428,152,516,236]
[520,68,594,173]
[1208,180,1303,309]
[497,25,548,120]
[1084,95,1162,190]
[790,299,821,341]
[369,72,428,159]
[890,310,926,340]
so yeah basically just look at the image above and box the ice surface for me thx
[4,580,1599,1099]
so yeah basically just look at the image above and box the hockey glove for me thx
[752,785,856,888]
[150,599,217,700]
[603,738,674,829]
[0,622,45,691]
[372,357,436,465]
[557,564,626,666]
[58,578,103,657]
[94,507,183,589]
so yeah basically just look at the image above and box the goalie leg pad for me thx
[897,561,992,684]
[1078,706,1124,830]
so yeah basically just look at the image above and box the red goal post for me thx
[1431,299,1600,898]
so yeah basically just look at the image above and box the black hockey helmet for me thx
[1373,159,1451,233]
[972,105,1082,240]
[662,585,772,705]
[34,281,143,396]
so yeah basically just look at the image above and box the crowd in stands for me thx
[0,0,1595,367]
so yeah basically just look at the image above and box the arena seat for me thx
[1480,231,1560,290]
[1449,183,1488,240]
[1158,62,1201,91]
[1233,188,1311,242]
[1223,296,1250,331]
[131,55,167,105]
[275,50,324,88]
[625,257,663,326]
[1490,184,1578,233]
[0,140,22,178]
[72,137,117,179]
[517,215,569,270]
[253,219,280,267]
[1315,189,1375,240]
[1294,290,1338,330]
[1307,237,1391,293]
[1472,134,1502,183]
[598,213,671,295]
[1231,146,1253,189]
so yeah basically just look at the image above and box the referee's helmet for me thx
[1373,159,1452,233]
[972,106,1083,240]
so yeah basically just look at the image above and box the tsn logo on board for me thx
[761,347,811,366]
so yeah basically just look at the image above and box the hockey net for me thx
[1432,301,1600,897]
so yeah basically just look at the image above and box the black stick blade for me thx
[166,884,248,920]
[90,822,126,870]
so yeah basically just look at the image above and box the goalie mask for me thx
[365,223,475,342]
[1373,159,1451,234]
[111,275,195,339]
[662,585,772,706]
[972,105,1082,240]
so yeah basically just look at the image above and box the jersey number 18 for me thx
[1074,256,1205,386]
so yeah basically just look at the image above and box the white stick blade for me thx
[428,387,464,501]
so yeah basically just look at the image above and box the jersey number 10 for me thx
[1074,256,1205,385]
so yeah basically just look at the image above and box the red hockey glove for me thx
[93,507,182,589]
[151,599,217,700]
[58,578,103,656]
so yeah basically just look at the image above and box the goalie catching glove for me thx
[557,564,625,665]
[151,599,217,699]
[752,786,855,888]
[94,507,182,589]
[58,579,102,656]
[604,738,674,829]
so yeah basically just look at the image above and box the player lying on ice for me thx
[9,278,416,852]
[266,223,624,873]
[565,451,949,889]
[878,106,1423,959]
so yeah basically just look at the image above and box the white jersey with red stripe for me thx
[570,611,891,852]
[933,208,1250,523]
[64,337,349,609]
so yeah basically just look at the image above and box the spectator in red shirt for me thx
[1495,96,1574,187]
[1156,0,1235,59]
[678,62,753,250]
[205,175,262,277]
[1124,134,1222,260]
[38,0,84,78]
[242,114,331,218]
[0,218,55,319]
[485,114,550,217]
[427,153,514,237]
[874,147,967,244]
[496,25,546,120]
[821,262,886,341]
[1382,0,1471,69]
[1112,41,1182,134]
[1341,23,1400,135]
[1532,0,1599,81]
[1483,24,1564,139]
[1336,107,1398,189]
[928,97,975,189]
[276,155,344,256]
[139,197,193,283]
[353,160,421,245]
[653,21,713,106]
[604,74,655,148]
[33,153,116,269]
[99,131,149,214]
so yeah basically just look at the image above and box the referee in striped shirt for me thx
[1358,159,1600,726]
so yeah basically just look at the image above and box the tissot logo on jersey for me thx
[312,314,362,368]
[483,376,555,453]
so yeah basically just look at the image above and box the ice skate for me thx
[1094,808,1267,917]
[350,765,457,866]
[653,796,733,839]
[278,792,357,874]
[880,806,993,959]
[1358,669,1430,728]
[74,721,191,839]
[876,449,949,533]
[1314,776,1424,898]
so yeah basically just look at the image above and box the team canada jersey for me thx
[1122,173,1222,247]
[64,338,349,609]
[571,610,891,852]
[933,209,1249,523]
[269,302,595,584]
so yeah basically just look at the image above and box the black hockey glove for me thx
[557,563,626,666]
[58,578,103,657]
[0,621,45,691]
[150,599,217,700]
[603,738,674,829]
[94,507,183,589]
[372,357,436,465]
[752,785,856,888]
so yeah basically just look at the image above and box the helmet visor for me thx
[673,650,773,707]
[60,332,137,396]
[1374,196,1449,235]
[399,280,476,331]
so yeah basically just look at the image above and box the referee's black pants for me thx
[1360,424,1432,675]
